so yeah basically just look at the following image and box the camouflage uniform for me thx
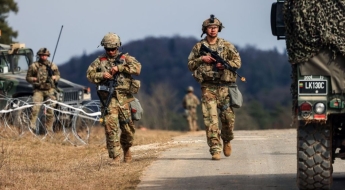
[26,48,60,132]
[86,33,141,160]
[182,87,200,131]
[188,17,241,156]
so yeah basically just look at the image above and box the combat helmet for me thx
[187,86,194,92]
[100,32,122,48]
[201,14,224,37]
[37,48,50,57]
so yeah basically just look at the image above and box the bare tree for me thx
[136,82,179,130]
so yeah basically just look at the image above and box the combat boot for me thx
[123,148,132,163]
[111,155,121,166]
[223,141,232,157]
[211,152,221,160]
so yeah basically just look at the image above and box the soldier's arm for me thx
[116,53,141,76]
[225,42,241,69]
[188,44,203,72]
[26,64,37,84]
[51,63,61,81]
[86,59,104,84]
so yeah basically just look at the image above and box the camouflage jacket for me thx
[26,60,60,90]
[187,38,241,84]
[86,52,141,95]
[182,93,200,109]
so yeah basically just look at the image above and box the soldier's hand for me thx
[216,63,225,70]
[52,76,56,80]
[110,66,119,75]
[202,55,215,64]
[103,72,112,79]
[32,77,38,82]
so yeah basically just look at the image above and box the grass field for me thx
[0,126,185,190]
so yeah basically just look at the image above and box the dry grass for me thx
[0,126,185,190]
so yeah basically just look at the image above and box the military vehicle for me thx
[0,35,91,133]
[271,0,345,189]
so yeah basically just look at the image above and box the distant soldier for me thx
[26,48,60,133]
[182,86,200,131]
[86,32,142,164]
[187,15,242,160]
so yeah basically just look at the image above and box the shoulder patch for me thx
[99,57,107,61]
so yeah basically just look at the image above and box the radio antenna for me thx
[51,25,63,63]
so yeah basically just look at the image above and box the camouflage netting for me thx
[284,0,345,64]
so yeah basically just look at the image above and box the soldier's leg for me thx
[201,87,221,156]
[218,86,235,141]
[218,86,235,157]
[104,98,121,159]
[219,108,235,141]
[192,119,198,131]
[44,89,57,133]
[191,108,199,131]
[187,114,194,131]
[119,102,135,163]
[30,90,44,129]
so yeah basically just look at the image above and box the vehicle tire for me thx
[297,123,333,190]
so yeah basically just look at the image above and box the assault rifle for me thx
[97,53,125,123]
[200,44,246,82]
[46,64,58,87]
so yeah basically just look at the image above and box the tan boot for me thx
[212,152,221,160]
[223,141,232,157]
[123,148,132,163]
[111,155,121,166]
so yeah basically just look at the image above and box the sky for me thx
[7,0,286,65]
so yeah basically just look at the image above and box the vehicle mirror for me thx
[270,1,286,40]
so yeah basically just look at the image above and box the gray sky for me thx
[8,0,286,65]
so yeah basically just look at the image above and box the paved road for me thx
[137,129,345,190]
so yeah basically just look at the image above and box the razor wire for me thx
[0,95,104,146]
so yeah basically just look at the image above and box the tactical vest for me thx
[193,38,237,84]
[97,53,140,94]
[33,61,55,90]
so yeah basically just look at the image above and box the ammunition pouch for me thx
[129,79,140,94]
[34,82,52,90]
[192,69,221,83]
[192,69,204,83]
[220,69,237,83]
[130,98,143,121]
[97,85,110,93]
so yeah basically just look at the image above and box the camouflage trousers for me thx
[103,95,135,159]
[186,107,199,131]
[30,88,56,132]
[201,83,235,155]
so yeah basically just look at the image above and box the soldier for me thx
[187,15,242,160]
[182,86,200,131]
[86,32,141,164]
[26,48,60,134]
